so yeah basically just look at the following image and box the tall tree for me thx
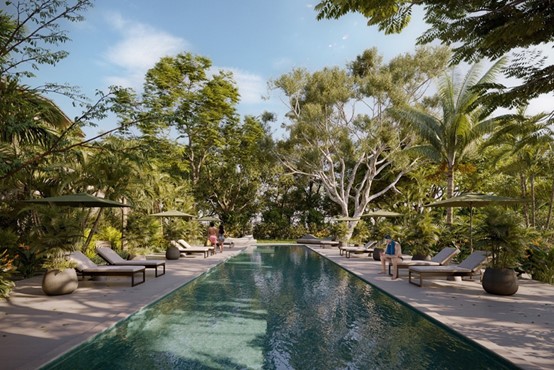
[0,0,137,182]
[315,0,554,114]
[141,53,240,190]
[272,47,448,242]
[393,59,506,223]
[485,107,552,228]
[203,115,276,235]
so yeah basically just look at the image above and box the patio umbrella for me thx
[23,193,131,252]
[361,210,403,218]
[333,216,360,222]
[23,193,130,208]
[150,210,195,217]
[150,210,195,238]
[197,216,220,222]
[424,193,527,251]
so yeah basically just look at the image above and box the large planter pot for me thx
[165,246,180,260]
[482,268,519,296]
[42,268,78,296]
[372,248,383,261]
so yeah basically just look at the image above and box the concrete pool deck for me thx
[0,244,552,369]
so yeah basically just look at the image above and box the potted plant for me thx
[30,208,82,296]
[475,207,527,296]
[41,249,78,296]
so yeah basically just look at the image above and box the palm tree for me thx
[394,59,506,223]
[485,107,552,228]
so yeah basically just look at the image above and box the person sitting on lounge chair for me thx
[380,235,402,280]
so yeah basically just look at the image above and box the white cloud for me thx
[271,57,294,71]
[102,12,188,89]
[223,68,267,105]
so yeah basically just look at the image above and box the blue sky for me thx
[29,1,552,139]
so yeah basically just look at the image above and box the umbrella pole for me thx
[469,207,473,253]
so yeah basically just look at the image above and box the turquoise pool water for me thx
[43,245,516,369]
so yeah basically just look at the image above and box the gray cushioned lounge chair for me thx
[171,240,213,258]
[69,251,146,287]
[408,250,489,287]
[388,246,460,276]
[96,246,166,277]
[296,234,340,247]
[340,241,378,258]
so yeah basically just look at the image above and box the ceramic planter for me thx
[165,245,180,260]
[482,267,519,296]
[42,268,78,296]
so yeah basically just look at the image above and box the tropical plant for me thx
[272,47,448,242]
[403,213,440,257]
[0,250,15,298]
[314,0,554,113]
[484,107,552,228]
[27,206,83,270]
[527,247,554,284]
[475,207,527,269]
[394,59,506,224]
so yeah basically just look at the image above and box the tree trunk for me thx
[446,164,454,224]
[530,173,536,228]
[520,173,529,227]
[545,178,554,229]
[82,208,104,253]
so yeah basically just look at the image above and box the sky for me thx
[20,0,554,139]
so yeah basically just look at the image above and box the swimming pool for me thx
[43,245,516,369]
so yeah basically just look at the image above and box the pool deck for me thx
[0,244,553,369]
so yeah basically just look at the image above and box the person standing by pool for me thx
[380,235,402,280]
[217,223,225,253]
[207,222,218,251]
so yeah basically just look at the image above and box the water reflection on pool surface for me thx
[44,245,516,369]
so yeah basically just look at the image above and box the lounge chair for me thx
[340,241,378,258]
[96,246,166,277]
[408,250,489,287]
[177,239,216,256]
[69,251,146,287]
[296,234,340,247]
[388,246,460,276]
[171,240,213,258]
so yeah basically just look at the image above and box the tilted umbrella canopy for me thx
[23,193,131,253]
[425,193,527,251]
[150,210,195,240]
[150,210,195,217]
[197,216,220,222]
[361,210,403,218]
[23,193,130,208]
[333,216,360,222]
[424,193,525,209]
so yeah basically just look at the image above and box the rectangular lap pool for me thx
[43,245,517,369]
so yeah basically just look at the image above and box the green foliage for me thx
[1,208,42,280]
[315,0,554,113]
[0,250,15,298]
[42,257,77,271]
[271,47,448,243]
[525,246,554,285]
[0,0,93,77]
[475,207,528,269]
[26,206,83,269]
[394,60,506,223]
[402,213,440,256]
[92,226,123,251]
[11,244,43,278]
[436,223,469,258]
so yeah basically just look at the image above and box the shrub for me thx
[0,250,15,298]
